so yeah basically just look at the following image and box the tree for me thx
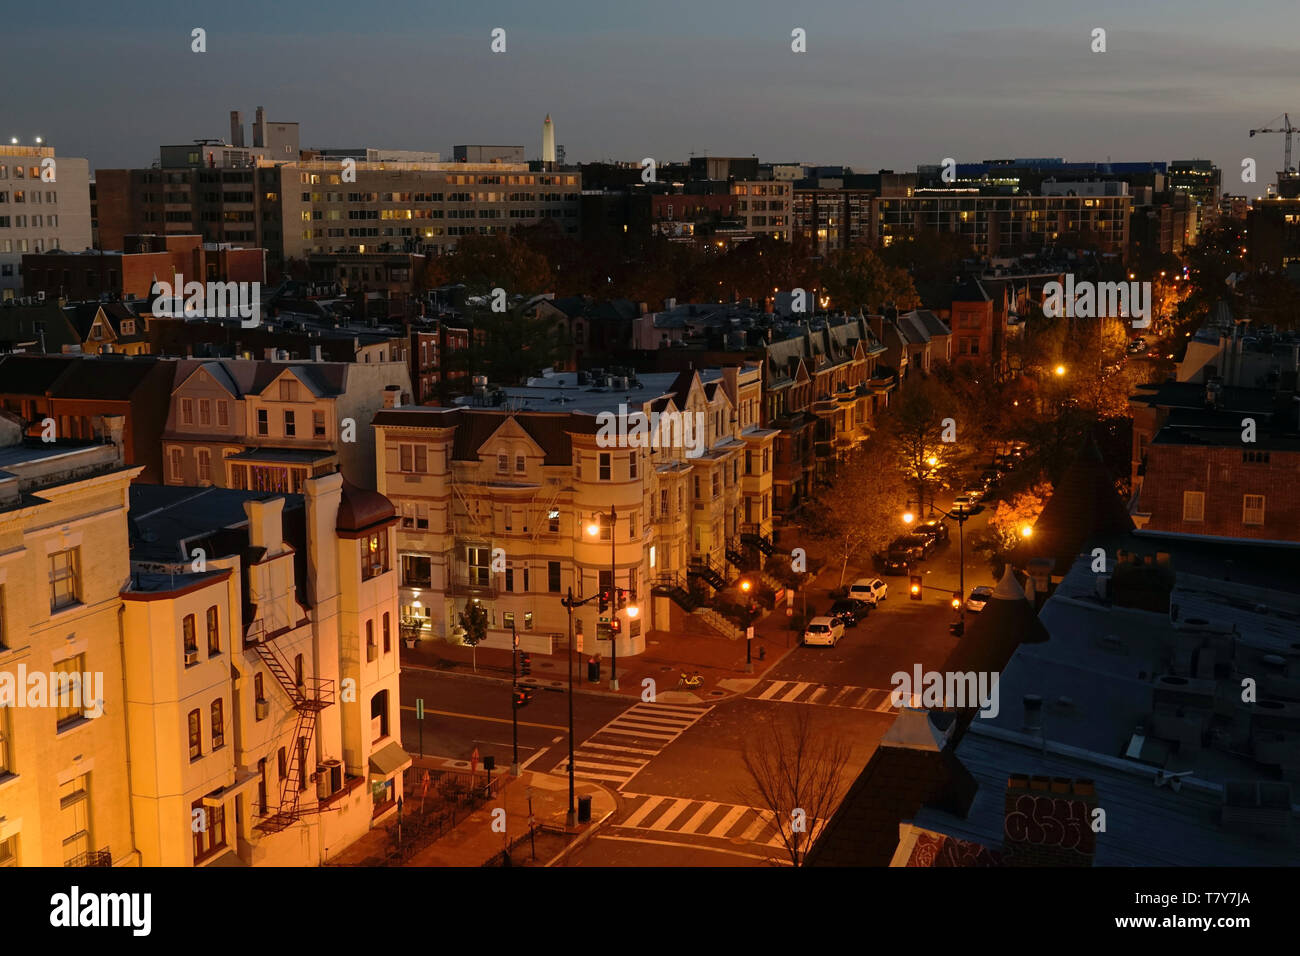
[883,376,958,515]
[424,233,553,296]
[804,438,908,586]
[457,599,488,673]
[820,246,920,313]
[878,231,976,309]
[739,707,850,866]
[973,482,1053,563]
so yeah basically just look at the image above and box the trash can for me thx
[577,794,592,823]
[587,656,600,683]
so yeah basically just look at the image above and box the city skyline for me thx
[4,0,1296,180]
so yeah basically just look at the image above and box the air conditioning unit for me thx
[36,291,45,302]
[184,649,199,665]
[255,698,269,720]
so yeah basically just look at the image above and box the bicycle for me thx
[676,671,704,690]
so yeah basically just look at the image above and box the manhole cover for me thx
[661,665,675,672]
[540,662,556,670]
[708,690,725,697]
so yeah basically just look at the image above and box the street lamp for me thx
[740,579,755,673]
[586,507,623,690]
[1054,364,1066,377]
[921,505,971,631]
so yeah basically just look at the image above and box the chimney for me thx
[244,497,285,556]
[302,473,343,606]
[382,384,401,409]
[311,344,323,362]
[229,110,244,148]
[1003,775,1097,866]
[264,347,278,361]
[253,106,266,148]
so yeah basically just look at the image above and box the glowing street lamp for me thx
[1054,364,1066,377]
[586,520,600,537]
[902,511,915,526]
[1021,525,1034,539]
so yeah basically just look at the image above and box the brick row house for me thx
[373,367,777,655]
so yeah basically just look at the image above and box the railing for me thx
[447,575,499,598]
[64,847,112,868]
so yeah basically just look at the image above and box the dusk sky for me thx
[5,0,1296,182]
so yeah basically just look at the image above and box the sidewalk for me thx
[327,758,618,867]
[399,558,851,703]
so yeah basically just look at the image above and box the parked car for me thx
[963,488,984,504]
[977,470,1000,491]
[952,494,976,514]
[878,551,909,575]
[966,585,994,612]
[829,599,871,627]
[849,577,889,603]
[802,616,845,647]
[915,518,949,546]
[890,534,932,561]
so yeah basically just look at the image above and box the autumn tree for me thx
[972,481,1053,561]
[804,438,908,586]
[882,376,958,515]
[424,233,553,297]
[739,707,851,867]
[456,599,488,672]
[820,246,920,313]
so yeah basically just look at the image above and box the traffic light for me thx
[616,587,626,609]
[523,686,536,705]
[599,589,609,613]
[610,617,622,634]
[519,653,531,676]
[512,690,527,709]
[909,576,924,601]
[951,592,962,610]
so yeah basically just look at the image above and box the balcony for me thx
[447,574,498,599]
[64,847,112,868]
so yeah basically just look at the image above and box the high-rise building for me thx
[0,144,92,300]
[541,115,556,166]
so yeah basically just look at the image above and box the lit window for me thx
[1243,494,1266,526]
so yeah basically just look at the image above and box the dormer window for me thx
[280,379,296,401]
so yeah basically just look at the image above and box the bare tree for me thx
[739,707,851,866]
[804,438,907,587]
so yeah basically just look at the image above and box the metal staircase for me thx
[740,523,775,557]
[249,632,335,834]
[687,556,727,591]
[725,540,751,571]
[651,572,699,612]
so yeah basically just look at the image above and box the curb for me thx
[544,806,617,867]
[401,661,631,701]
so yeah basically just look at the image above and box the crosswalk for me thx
[748,679,918,712]
[555,700,713,790]
[616,792,825,851]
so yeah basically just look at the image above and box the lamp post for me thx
[561,586,609,826]
[510,621,519,776]
[740,578,754,673]
[923,506,970,629]
[587,506,622,691]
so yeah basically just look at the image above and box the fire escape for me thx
[248,621,336,834]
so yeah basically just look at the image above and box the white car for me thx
[963,488,984,503]
[952,494,975,514]
[849,577,888,604]
[802,616,845,647]
[966,586,994,612]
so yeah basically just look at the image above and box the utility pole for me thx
[510,622,519,775]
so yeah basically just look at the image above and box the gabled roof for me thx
[0,354,79,395]
[47,356,166,401]
[950,277,990,303]
[0,302,81,353]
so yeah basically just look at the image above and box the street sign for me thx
[575,632,583,653]
[746,625,755,641]
[415,698,424,720]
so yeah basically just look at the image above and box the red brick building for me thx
[22,234,264,301]
[1135,426,1300,544]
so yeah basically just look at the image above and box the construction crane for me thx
[1249,113,1297,173]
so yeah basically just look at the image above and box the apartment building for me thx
[162,357,412,492]
[730,180,791,240]
[372,366,776,655]
[121,475,406,865]
[0,145,92,300]
[0,433,140,866]
[96,161,582,273]
[875,191,1130,258]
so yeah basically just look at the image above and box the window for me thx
[1182,491,1205,523]
[169,447,183,481]
[745,450,753,475]
[192,798,226,862]
[629,512,637,537]
[206,606,220,655]
[548,561,562,593]
[211,699,225,749]
[383,612,391,653]
[0,835,14,867]
[284,410,295,437]
[257,409,269,436]
[1243,450,1271,464]
[762,448,770,473]
[49,548,80,611]
[599,453,611,481]
[402,554,432,587]
[370,690,389,742]
[280,380,296,401]
[294,654,304,689]
[60,774,91,864]
[53,654,86,727]
[629,452,638,479]
[188,709,202,759]
[467,546,491,586]
[254,673,265,713]
[257,759,268,813]
[661,489,669,516]
[497,454,508,473]
[183,613,197,655]
[366,620,377,661]
[197,448,211,482]
[400,444,427,472]
[1243,494,1266,526]
[199,399,212,426]
[181,398,193,425]
[362,529,389,580]
[516,455,526,473]
[313,410,325,437]
[217,401,229,427]
[0,704,8,776]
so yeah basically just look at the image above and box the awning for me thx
[368,741,412,778]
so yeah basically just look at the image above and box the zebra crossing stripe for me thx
[637,702,710,716]
[622,796,668,828]
[778,682,812,703]
[580,741,660,756]
[601,726,676,740]
[756,681,789,700]
[648,798,694,831]
[707,804,750,839]
[805,686,829,704]
[681,802,719,833]
[849,688,877,709]
[828,686,860,706]
[739,814,771,843]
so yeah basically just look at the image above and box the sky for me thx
[3,0,1297,186]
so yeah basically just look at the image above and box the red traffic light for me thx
[909,576,924,601]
